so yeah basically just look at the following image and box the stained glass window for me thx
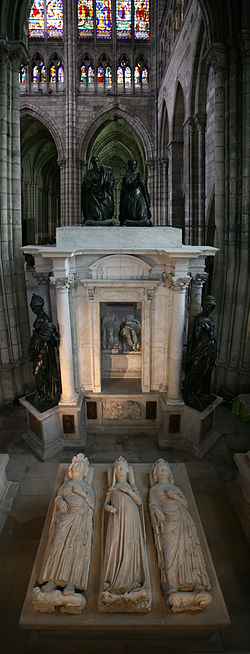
[88,65,95,84]
[78,1,94,38]
[97,66,105,83]
[41,64,46,82]
[29,1,45,38]
[125,65,131,87]
[134,0,149,39]
[96,1,112,39]
[32,65,39,83]
[81,64,87,83]
[28,0,63,38]
[134,65,140,87]
[19,66,26,84]
[105,66,112,87]
[47,0,63,37]
[116,1,131,39]
[77,1,149,40]
[50,64,57,83]
[141,66,148,85]
[117,66,123,85]
[58,63,64,83]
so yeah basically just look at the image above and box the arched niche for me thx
[172,82,185,234]
[21,113,60,245]
[82,115,148,221]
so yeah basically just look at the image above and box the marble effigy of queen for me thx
[99,456,151,613]
[149,459,212,613]
[32,453,95,614]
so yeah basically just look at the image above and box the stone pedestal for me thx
[59,392,87,449]
[158,395,223,459]
[20,396,63,461]
[0,454,19,535]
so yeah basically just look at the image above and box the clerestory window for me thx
[28,0,64,39]
[77,1,150,40]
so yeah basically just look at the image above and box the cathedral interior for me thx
[0,1,249,652]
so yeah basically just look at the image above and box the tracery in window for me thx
[80,55,95,89]
[32,54,46,85]
[117,57,131,91]
[28,0,63,38]
[96,1,112,39]
[134,0,149,39]
[97,55,112,89]
[116,1,132,39]
[78,0,94,37]
[134,55,148,88]
[49,54,64,86]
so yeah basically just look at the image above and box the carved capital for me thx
[50,276,72,291]
[9,42,28,69]
[207,43,227,73]
[32,272,50,286]
[194,113,206,132]
[87,287,95,300]
[191,272,208,288]
[169,274,191,293]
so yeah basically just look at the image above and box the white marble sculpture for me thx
[149,459,212,613]
[32,453,95,614]
[99,456,151,613]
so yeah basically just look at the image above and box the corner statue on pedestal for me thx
[81,155,116,225]
[99,456,151,613]
[119,158,152,226]
[183,295,217,411]
[32,454,95,614]
[149,459,212,613]
[28,293,61,408]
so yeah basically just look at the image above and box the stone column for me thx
[189,272,208,325]
[167,275,191,403]
[88,288,101,393]
[195,113,206,245]
[159,159,168,225]
[183,117,195,244]
[64,2,79,225]
[209,45,227,251]
[53,278,77,404]
[141,289,153,393]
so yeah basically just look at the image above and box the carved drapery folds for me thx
[149,458,212,613]
[99,457,151,613]
[32,454,95,614]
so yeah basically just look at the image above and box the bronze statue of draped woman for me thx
[81,155,115,225]
[183,295,217,411]
[28,293,61,407]
[119,159,152,226]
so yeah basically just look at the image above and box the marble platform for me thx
[19,462,230,646]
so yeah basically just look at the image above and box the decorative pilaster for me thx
[51,277,77,404]
[167,275,191,403]
[141,289,153,393]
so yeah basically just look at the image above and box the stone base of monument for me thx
[0,454,19,535]
[19,463,230,651]
[158,395,223,459]
[20,395,63,461]
[85,390,161,437]
[59,392,87,449]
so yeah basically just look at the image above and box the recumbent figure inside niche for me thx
[120,314,141,351]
